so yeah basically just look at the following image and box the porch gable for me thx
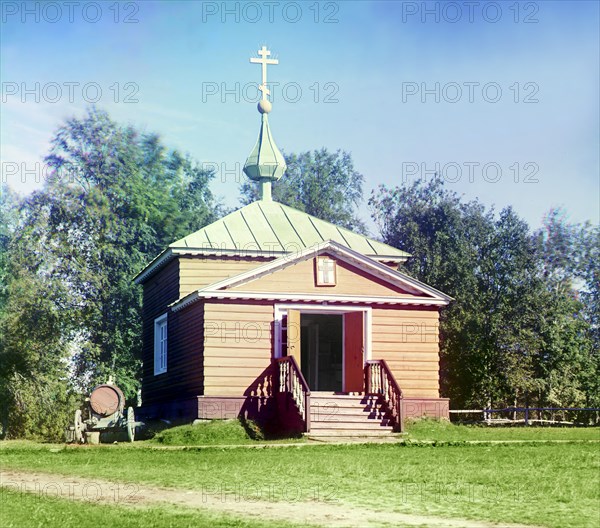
[170,241,452,312]
[227,253,417,297]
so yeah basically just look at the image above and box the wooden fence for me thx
[449,407,600,426]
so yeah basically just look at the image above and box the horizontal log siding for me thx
[203,301,273,396]
[141,260,180,404]
[229,255,418,296]
[140,253,444,405]
[142,301,205,405]
[142,256,271,405]
[371,306,441,398]
[179,256,272,296]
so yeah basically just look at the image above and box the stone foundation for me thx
[137,397,200,423]
[402,398,450,420]
[138,395,450,428]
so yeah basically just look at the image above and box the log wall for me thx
[371,305,440,398]
[203,300,273,396]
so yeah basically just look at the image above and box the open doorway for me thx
[300,314,343,392]
[281,306,367,393]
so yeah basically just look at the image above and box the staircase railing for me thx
[365,359,404,432]
[274,356,311,432]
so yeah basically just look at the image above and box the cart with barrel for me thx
[66,383,138,444]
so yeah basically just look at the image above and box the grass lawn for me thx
[2,425,599,528]
[404,419,600,442]
[134,417,600,446]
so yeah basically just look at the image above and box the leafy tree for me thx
[39,107,217,393]
[240,148,366,232]
[370,179,597,412]
[577,222,600,408]
[0,107,218,438]
[0,186,18,316]
[370,179,493,406]
[0,186,22,437]
[576,221,600,350]
[533,210,598,408]
[0,261,78,440]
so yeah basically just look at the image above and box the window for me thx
[154,314,168,375]
[315,256,337,286]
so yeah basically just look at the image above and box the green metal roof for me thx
[169,200,410,260]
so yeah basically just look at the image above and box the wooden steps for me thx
[307,392,395,438]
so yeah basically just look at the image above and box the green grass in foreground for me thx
[2,436,599,528]
[0,489,308,528]
[405,419,600,442]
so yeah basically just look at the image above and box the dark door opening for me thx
[300,314,343,392]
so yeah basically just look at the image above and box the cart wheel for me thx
[74,409,84,444]
[127,407,135,442]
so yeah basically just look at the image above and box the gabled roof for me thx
[170,240,452,312]
[134,200,410,284]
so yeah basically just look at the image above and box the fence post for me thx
[525,407,529,426]
[305,392,311,433]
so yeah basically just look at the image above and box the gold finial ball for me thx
[257,99,272,114]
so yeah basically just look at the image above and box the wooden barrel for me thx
[89,384,125,416]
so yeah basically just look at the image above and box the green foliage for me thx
[577,221,600,348]
[0,186,19,316]
[152,419,262,445]
[370,179,597,410]
[240,148,366,233]
[0,107,218,439]
[0,264,79,440]
[534,209,600,408]
[150,418,305,445]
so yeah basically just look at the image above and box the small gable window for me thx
[316,256,337,286]
[154,313,168,375]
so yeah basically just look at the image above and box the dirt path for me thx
[1,469,542,528]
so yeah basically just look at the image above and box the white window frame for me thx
[154,313,168,375]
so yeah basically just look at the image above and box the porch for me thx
[193,359,449,437]
[274,357,405,436]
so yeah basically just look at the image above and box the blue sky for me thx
[1,0,599,232]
